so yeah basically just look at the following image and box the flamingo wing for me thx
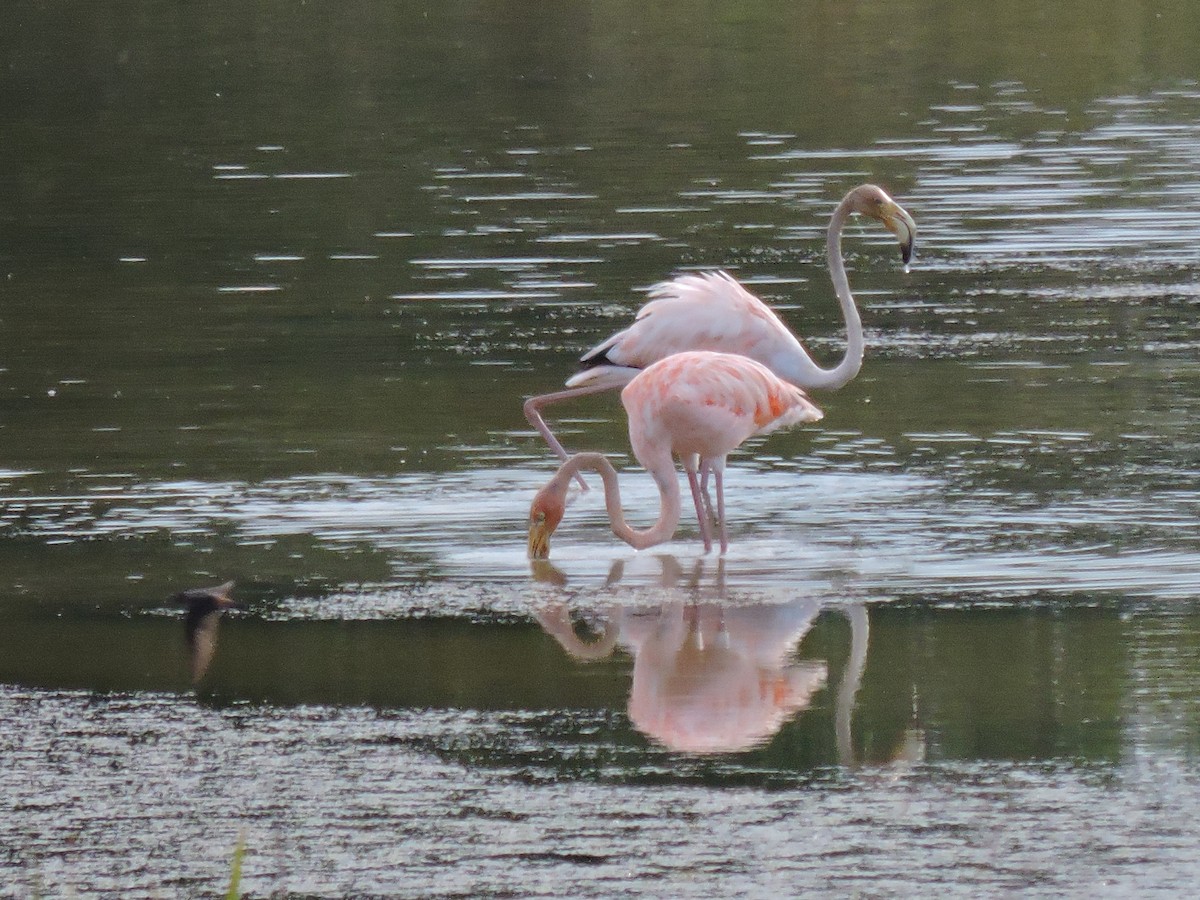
[580,271,815,375]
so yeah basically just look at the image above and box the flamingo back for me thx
[580,271,817,377]
[620,350,823,466]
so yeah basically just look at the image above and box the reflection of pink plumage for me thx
[625,602,828,755]
[528,350,823,557]
[523,184,916,475]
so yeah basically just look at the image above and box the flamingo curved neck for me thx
[558,452,681,550]
[777,196,864,391]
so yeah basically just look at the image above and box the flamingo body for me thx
[528,350,822,557]
[622,350,821,467]
[572,271,815,387]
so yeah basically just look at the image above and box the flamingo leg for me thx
[697,461,716,524]
[523,385,611,490]
[711,461,729,554]
[683,455,713,554]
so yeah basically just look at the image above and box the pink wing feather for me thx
[580,271,814,373]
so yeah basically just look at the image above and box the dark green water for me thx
[3,2,1200,896]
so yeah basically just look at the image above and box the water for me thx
[3,2,1200,896]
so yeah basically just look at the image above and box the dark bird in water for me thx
[176,580,236,684]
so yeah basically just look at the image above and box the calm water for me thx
[3,2,1200,896]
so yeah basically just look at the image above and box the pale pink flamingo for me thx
[524,184,915,479]
[527,350,823,557]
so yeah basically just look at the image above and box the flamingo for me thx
[523,184,915,477]
[528,350,823,558]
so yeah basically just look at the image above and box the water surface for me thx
[2,2,1200,896]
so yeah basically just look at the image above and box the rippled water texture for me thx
[2,2,1200,896]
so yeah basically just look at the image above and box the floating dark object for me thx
[176,580,236,684]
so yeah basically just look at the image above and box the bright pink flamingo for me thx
[524,184,915,479]
[527,350,823,557]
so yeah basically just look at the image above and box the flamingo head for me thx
[849,184,917,266]
[528,481,567,559]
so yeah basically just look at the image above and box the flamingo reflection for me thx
[531,557,870,756]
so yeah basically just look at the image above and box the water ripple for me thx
[4,462,1196,610]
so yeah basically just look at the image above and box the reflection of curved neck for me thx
[557,452,681,551]
[801,197,865,390]
[534,605,620,661]
[836,604,870,766]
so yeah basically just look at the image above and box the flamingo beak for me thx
[881,200,917,266]
[529,515,552,559]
